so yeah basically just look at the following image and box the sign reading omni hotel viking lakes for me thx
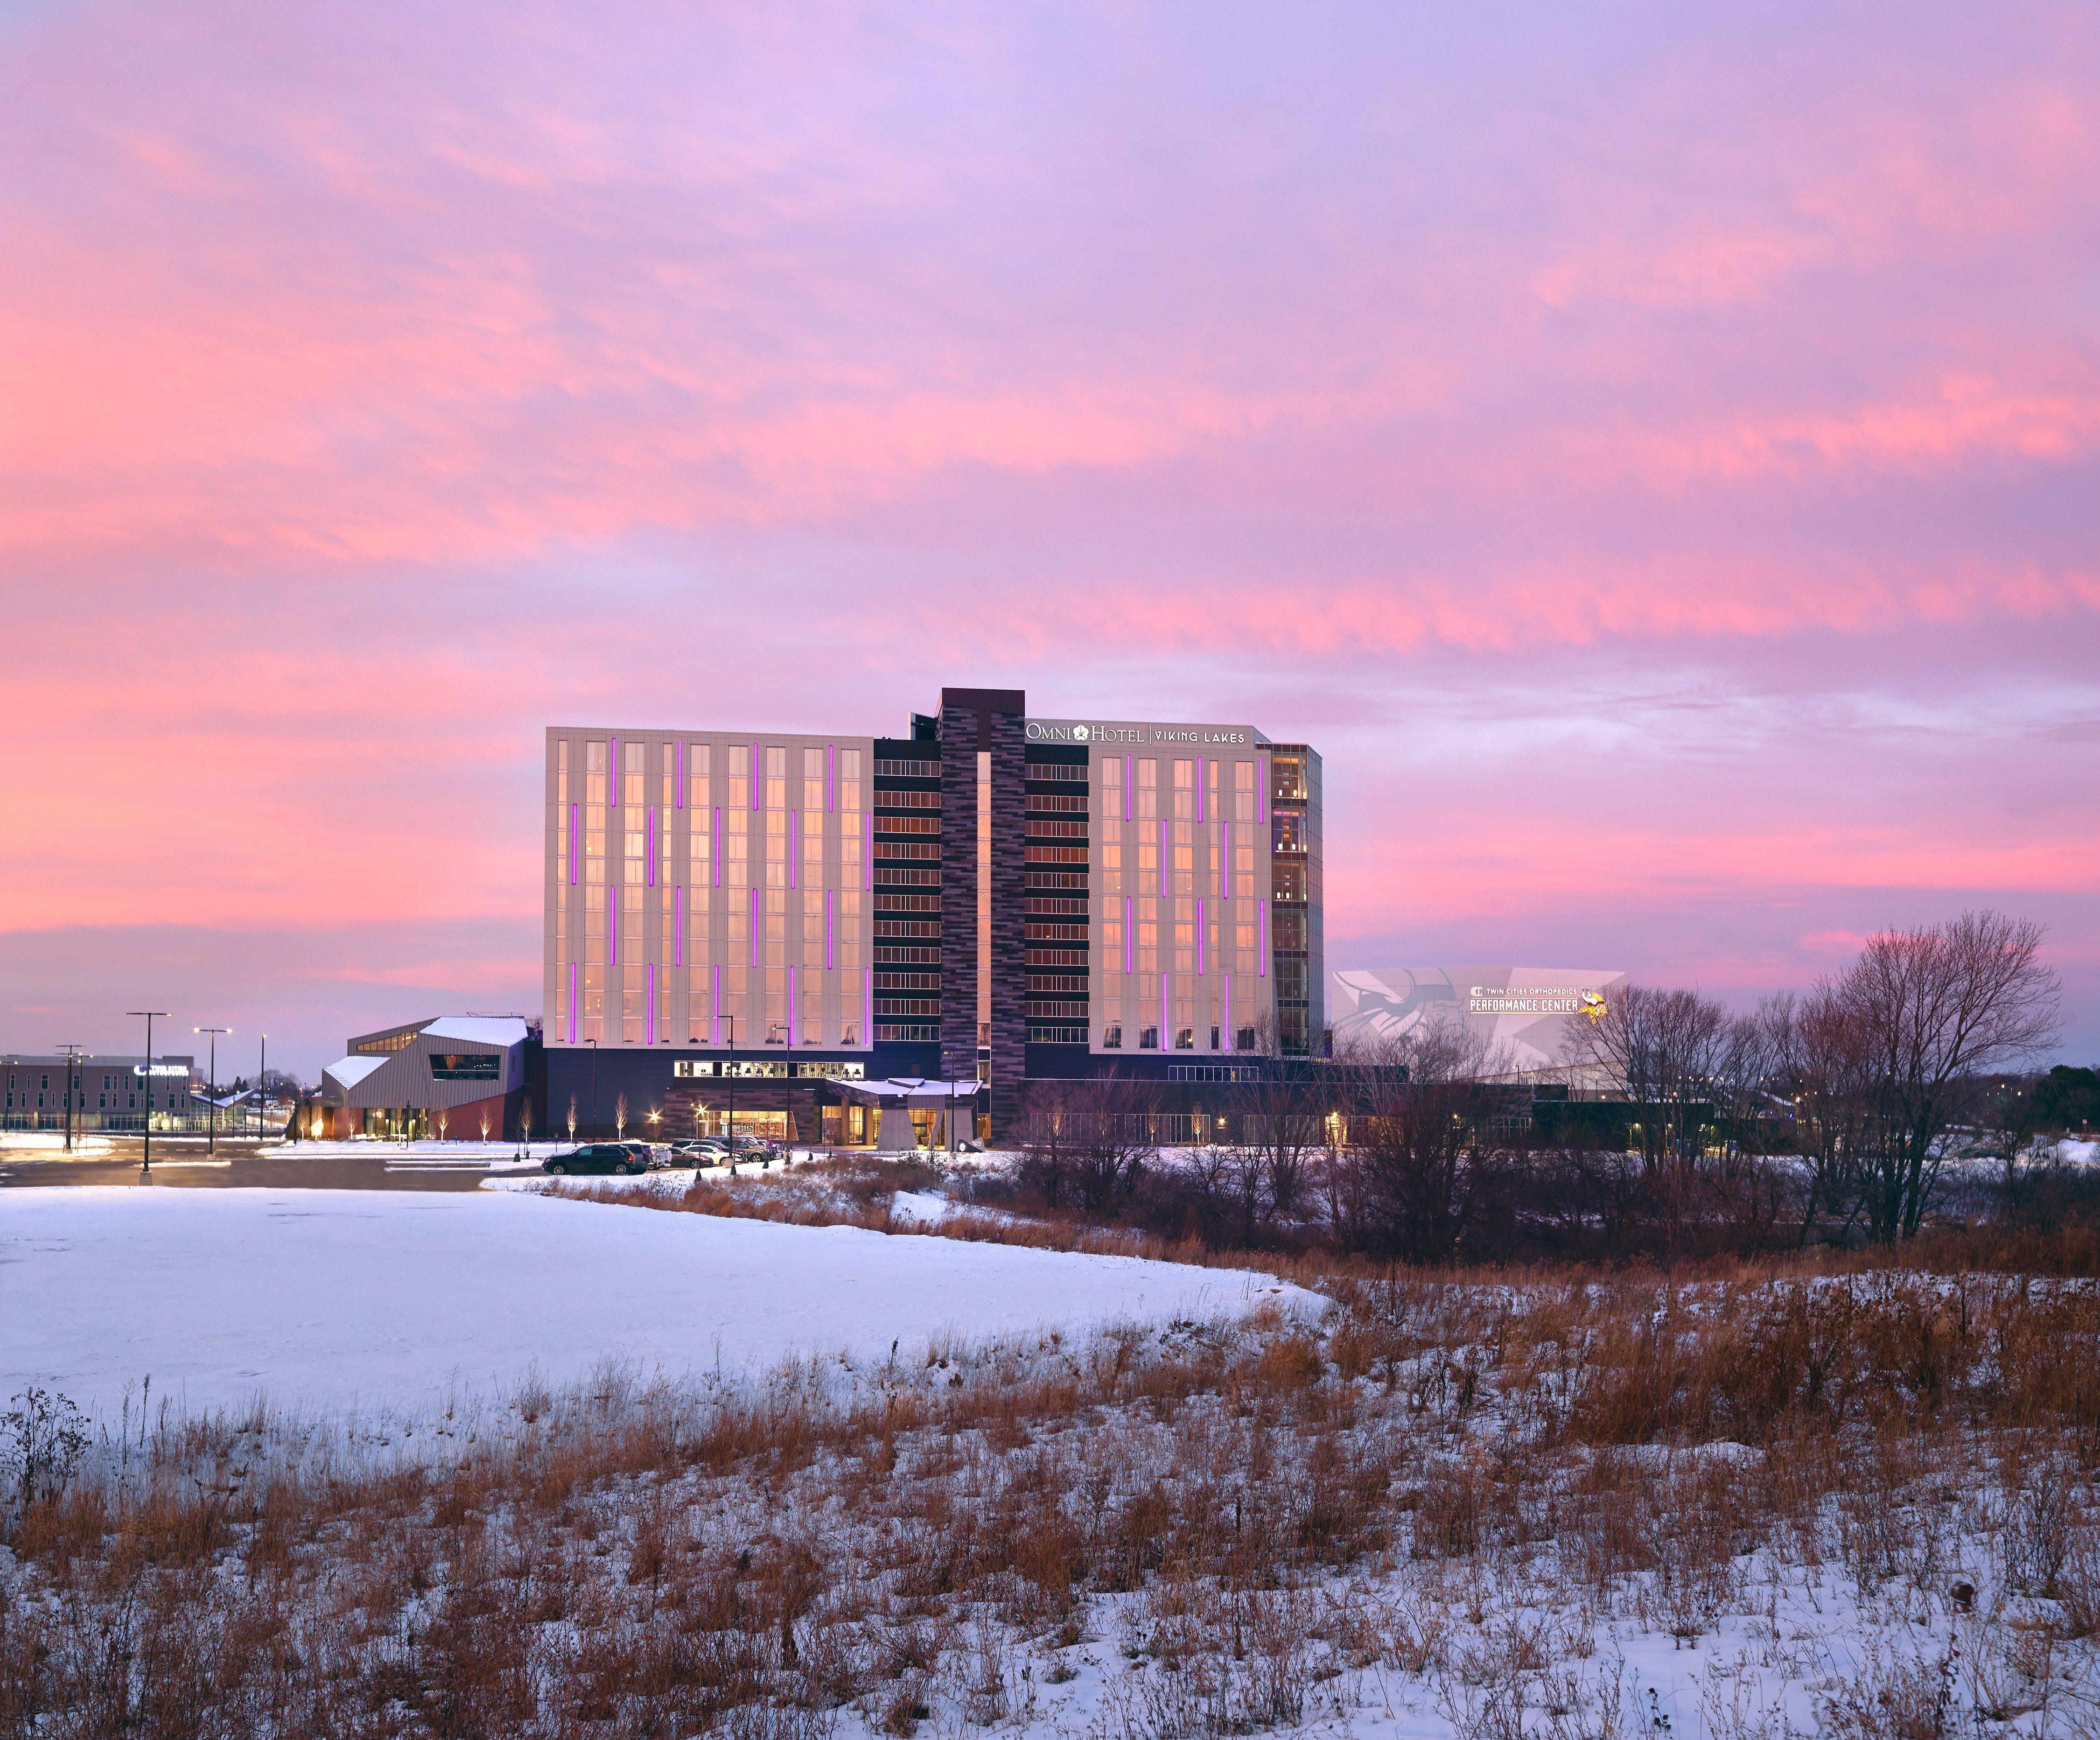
[1023,720,1254,746]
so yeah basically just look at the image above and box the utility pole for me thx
[130,1012,167,1174]
[587,1037,598,1137]
[256,1034,267,1140]
[56,1044,87,1153]
[195,1026,230,1156]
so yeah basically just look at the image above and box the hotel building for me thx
[542,688,1322,1137]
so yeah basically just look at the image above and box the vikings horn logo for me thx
[1580,990,1608,1025]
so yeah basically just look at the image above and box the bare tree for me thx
[1838,910,2061,1241]
[1326,1018,1511,1264]
[1561,984,1735,1170]
[1015,1073,1158,1216]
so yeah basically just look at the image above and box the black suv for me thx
[543,1144,650,1176]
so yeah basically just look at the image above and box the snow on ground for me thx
[0,1131,116,1153]
[0,1186,1313,1421]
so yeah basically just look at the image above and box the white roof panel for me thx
[420,1017,529,1049]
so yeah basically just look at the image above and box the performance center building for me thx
[542,688,1323,1142]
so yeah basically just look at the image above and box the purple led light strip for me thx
[1221,821,1230,897]
[787,967,795,1046]
[712,807,721,887]
[1161,972,1169,1051]
[752,749,761,810]
[1197,897,1204,975]
[1123,756,1132,821]
[569,804,578,886]
[826,889,834,970]
[711,965,720,1045]
[647,808,657,887]
[749,888,758,968]
[864,968,872,1047]
[647,965,657,1045]
[609,899,618,967]
[675,890,684,966]
[1223,973,1232,1050]
[827,743,835,812]
[610,736,619,807]
[677,741,685,809]
[1260,903,1268,976]
[1124,896,1133,973]
[864,812,872,890]
[567,962,577,1044]
[1196,758,1204,823]
[789,810,798,889]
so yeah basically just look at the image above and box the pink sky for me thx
[2,0,2096,1073]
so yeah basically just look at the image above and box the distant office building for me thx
[1329,966,1627,1071]
[1,1053,201,1132]
[542,688,1323,1137]
[316,1017,539,1140]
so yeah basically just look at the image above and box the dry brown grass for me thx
[5,1213,2100,1735]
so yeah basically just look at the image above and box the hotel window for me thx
[1233,759,1255,822]
[765,746,787,810]
[1099,909,1125,965]
[764,891,786,965]
[1272,810,1303,853]
[1173,820,1194,895]
[1136,905,1159,972]
[1174,900,1195,972]
[1173,759,1194,819]
[764,810,788,886]
[803,747,826,812]
[1140,1024,1160,1049]
[625,805,647,875]
[839,891,863,968]
[586,739,607,806]
[724,810,749,886]
[661,742,676,807]
[689,742,712,808]
[803,809,825,878]
[840,749,862,812]
[1102,1023,1123,1048]
[1136,758,1157,819]
[1137,827,1158,895]
[1099,756,1124,814]
[727,745,750,809]
[623,739,646,781]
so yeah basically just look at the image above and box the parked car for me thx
[606,1139,671,1169]
[542,1144,650,1176]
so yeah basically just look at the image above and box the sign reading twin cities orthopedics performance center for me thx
[1468,987,1608,1019]
[1024,721,1252,745]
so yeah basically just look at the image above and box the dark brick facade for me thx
[938,689,1029,1136]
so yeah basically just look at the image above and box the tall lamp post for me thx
[724,1014,737,1167]
[195,1026,230,1156]
[129,1011,167,1174]
[587,1037,599,1137]
[56,1044,87,1154]
[256,1033,267,1140]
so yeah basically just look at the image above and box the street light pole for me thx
[587,1037,598,1137]
[725,1014,737,1165]
[56,1044,86,1154]
[195,1026,230,1156]
[257,1034,267,1140]
[129,1011,168,1174]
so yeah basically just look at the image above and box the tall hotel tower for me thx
[543,688,1321,1136]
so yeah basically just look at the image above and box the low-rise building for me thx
[315,1018,541,1140]
[1,1053,203,1132]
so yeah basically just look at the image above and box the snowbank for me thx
[0,1186,1312,1420]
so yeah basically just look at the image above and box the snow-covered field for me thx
[0,1186,1310,1421]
